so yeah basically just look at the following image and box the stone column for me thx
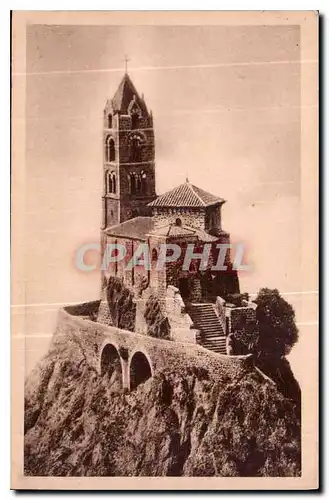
[121,359,130,390]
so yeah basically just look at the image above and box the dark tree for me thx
[254,288,299,358]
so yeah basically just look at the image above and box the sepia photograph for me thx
[11,11,318,490]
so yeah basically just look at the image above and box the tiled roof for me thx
[105,217,154,240]
[148,182,225,208]
[111,73,148,115]
[105,217,218,243]
[149,224,196,238]
[148,223,218,242]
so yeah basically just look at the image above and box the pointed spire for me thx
[186,173,189,183]
[111,69,149,116]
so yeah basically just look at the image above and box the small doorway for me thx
[179,278,190,300]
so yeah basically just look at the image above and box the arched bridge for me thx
[52,301,254,392]
[99,340,154,391]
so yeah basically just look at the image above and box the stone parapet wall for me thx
[170,328,197,344]
[215,296,227,333]
[53,302,255,383]
[164,285,198,343]
[225,301,257,334]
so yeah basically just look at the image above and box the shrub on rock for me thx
[106,276,136,332]
[144,295,171,340]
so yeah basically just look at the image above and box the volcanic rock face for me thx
[24,339,301,477]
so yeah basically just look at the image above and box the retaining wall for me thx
[52,301,255,387]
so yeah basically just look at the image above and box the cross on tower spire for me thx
[124,55,130,73]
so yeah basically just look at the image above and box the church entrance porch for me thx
[178,276,202,304]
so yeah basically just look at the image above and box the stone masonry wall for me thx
[164,285,198,344]
[104,196,120,229]
[103,235,150,291]
[152,208,206,230]
[226,301,257,335]
[54,303,254,384]
[188,276,203,303]
[205,205,222,234]
[118,127,155,164]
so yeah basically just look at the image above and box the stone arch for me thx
[128,131,145,162]
[99,341,125,390]
[129,349,153,391]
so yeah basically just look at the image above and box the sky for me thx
[23,24,303,307]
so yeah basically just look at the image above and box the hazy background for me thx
[13,24,317,386]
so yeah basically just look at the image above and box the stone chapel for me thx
[99,71,257,354]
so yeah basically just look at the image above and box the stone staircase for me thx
[188,303,227,354]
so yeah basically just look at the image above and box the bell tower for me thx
[101,72,156,230]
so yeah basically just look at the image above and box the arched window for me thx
[108,114,113,129]
[107,172,113,193]
[109,138,115,161]
[107,171,116,194]
[112,173,116,194]
[141,171,147,194]
[128,97,141,130]
[131,112,139,129]
[175,218,182,227]
[129,134,143,162]
[128,172,138,195]
[136,174,141,193]
[128,171,148,196]
[105,136,115,162]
